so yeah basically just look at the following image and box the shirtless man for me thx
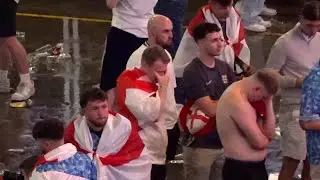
[216,68,280,180]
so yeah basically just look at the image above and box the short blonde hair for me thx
[254,68,280,94]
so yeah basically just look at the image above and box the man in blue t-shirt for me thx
[182,22,235,180]
[300,62,320,179]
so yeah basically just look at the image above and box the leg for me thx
[154,0,188,57]
[166,123,180,161]
[6,36,29,74]
[183,146,223,180]
[301,160,311,180]
[151,164,166,180]
[99,27,145,110]
[237,0,267,32]
[310,164,320,180]
[278,104,307,180]
[0,40,11,93]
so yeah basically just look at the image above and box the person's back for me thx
[30,119,97,180]
[31,145,96,180]
[217,82,267,161]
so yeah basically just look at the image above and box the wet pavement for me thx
[0,0,307,179]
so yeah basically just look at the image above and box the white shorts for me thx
[279,104,306,161]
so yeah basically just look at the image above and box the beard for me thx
[155,38,172,49]
[87,117,107,128]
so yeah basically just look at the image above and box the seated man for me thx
[117,45,171,180]
[64,88,151,180]
[174,0,251,80]
[181,22,235,180]
[126,15,179,161]
[216,68,280,180]
[30,119,97,180]
[300,63,320,179]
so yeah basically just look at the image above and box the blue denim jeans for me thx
[154,0,188,58]
[239,0,265,26]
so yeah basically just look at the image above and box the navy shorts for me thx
[100,27,146,91]
[0,0,18,37]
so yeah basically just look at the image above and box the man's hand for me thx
[243,64,255,77]
[296,77,304,88]
[155,71,169,88]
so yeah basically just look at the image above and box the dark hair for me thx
[19,155,39,176]
[32,119,64,140]
[80,88,107,108]
[141,45,170,66]
[301,1,320,21]
[210,0,233,7]
[255,68,280,95]
[193,22,221,42]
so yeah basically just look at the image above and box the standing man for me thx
[173,0,252,104]
[216,68,280,180]
[0,0,35,102]
[64,88,151,180]
[266,1,320,179]
[300,63,320,179]
[30,119,97,180]
[182,22,235,180]
[154,0,188,57]
[117,45,170,180]
[100,0,158,110]
[126,15,179,162]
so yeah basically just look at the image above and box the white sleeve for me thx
[126,51,142,70]
[125,88,161,126]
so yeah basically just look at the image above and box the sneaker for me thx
[244,23,267,32]
[0,78,10,93]
[261,6,277,16]
[259,20,272,28]
[11,81,35,101]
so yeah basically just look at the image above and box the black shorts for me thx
[222,158,268,180]
[99,27,147,91]
[0,0,18,37]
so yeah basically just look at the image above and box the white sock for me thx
[0,70,8,80]
[20,73,31,84]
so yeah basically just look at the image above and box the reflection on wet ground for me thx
[0,0,306,179]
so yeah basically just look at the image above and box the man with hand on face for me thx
[64,88,151,180]
[30,119,97,180]
[117,45,171,180]
[216,68,280,180]
[126,15,179,162]
[266,1,320,179]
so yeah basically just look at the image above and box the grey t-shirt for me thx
[182,58,235,149]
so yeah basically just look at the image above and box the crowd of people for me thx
[1,0,320,179]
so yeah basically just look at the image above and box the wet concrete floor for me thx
[0,0,306,179]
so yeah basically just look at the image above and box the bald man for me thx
[125,15,179,163]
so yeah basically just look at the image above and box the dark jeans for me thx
[151,164,166,180]
[223,158,268,180]
[154,0,188,58]
[166,123,180,160]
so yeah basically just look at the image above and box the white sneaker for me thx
[261,6,277,16]
[0,78,10,93]
[259,20,272,28]
[244,23,267,32]
[11,81,35,101]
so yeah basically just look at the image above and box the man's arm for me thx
[232,102,269,149]
[106,0,119,9]
[194,97,217,118]
[259,99,276,140]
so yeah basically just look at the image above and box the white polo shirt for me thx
[266,23,320,104]
[111,0,158,38]
[126,42,178,130]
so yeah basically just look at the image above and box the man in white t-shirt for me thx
[126,15,179,162]
[100,0,158,110]
[0,0,35,103]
